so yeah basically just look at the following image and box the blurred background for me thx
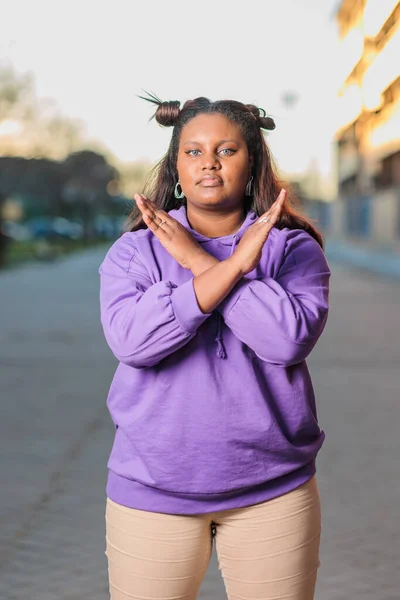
[1,0,399,266]
[0,1,399,599]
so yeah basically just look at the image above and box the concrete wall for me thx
[321,189,400,248]
[373,189,400,246]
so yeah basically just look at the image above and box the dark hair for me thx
[125,94,324,249]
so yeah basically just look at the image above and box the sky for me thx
[1,0,341,195]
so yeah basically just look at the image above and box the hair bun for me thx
[155,101,181,127]
[259,116,275,130]
[246,104,276,131]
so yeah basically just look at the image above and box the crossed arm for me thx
[99,224,330,369]
[136,193,285,314]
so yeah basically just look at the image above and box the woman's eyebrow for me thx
[182,139,239,146]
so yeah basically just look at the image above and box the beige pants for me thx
[105,476,321,600]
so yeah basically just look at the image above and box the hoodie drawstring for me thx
[215,234,239,359]
[215,318,226,359]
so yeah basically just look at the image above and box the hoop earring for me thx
[174,181,185,199]
[245,175,253,196]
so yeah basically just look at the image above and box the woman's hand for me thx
[229,189,286,275]
[134,194,205,270]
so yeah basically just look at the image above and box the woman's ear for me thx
[249,154,254,172]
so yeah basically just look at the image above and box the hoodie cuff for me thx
[171,278,211,333]
[217,279,251,319]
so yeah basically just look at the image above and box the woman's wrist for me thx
[225,254,245,278]
[192,256,244,314]
[189,250,219,277]
[189,251,245,280]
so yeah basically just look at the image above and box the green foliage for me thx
[0,64,35,118]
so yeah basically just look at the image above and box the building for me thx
[334,0,400,245]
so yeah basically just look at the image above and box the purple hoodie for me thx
[99,206,331,514]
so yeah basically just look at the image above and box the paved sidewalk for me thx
[325,237,400,280]
[0,246,399,599]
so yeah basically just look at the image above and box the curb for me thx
[325,239,400,280]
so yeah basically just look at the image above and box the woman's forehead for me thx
[180,113,243,143]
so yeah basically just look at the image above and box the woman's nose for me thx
[201,154,220,170]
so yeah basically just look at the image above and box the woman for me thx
[99,95,331,600]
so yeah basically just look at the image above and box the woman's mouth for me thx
[198,176,223,187]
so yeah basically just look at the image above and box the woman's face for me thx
[176,113,252,210]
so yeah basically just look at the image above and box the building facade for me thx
[333,0,400,245]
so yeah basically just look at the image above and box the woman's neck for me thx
[185,203,246,238]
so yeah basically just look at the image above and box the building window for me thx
[340,174,358,195]
[375,151,400,189]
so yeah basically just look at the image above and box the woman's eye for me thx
[187,149,201,156]
[219,148,236,156]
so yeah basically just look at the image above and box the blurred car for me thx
[52,217,83,240]
[1,221,33,242]
[94,215,126,239]
[24,217,83,241]
[93,215,117,239]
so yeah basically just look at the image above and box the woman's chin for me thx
[194,190,228,205]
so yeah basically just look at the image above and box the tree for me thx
[0,64,37,265]
[62,150,119,242]
[0,63,36,122]
[0,62,84,160]
[0,62,86,265]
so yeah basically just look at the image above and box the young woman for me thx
[99,96,331,600]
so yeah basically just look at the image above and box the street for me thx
[0,246,399,600]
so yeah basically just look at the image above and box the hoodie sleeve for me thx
[99,233,211,368]
[217,229,331,367]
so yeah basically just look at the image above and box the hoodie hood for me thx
[169,204,258,246]
[169,205,258,358]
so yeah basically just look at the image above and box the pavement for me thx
[325,237,400,280]
[0,242,399,599]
